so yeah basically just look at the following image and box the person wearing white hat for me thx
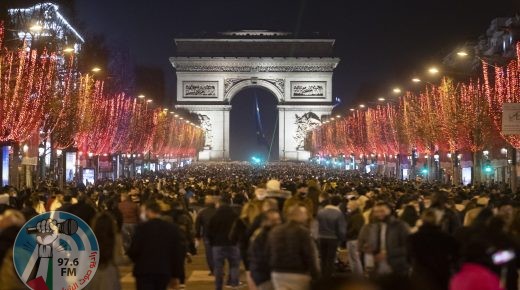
[265,180,290,211]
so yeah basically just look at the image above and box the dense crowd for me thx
[0,162,520,290]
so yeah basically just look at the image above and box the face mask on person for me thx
[140,212,147,222]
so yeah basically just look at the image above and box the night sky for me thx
[72,0,518,160]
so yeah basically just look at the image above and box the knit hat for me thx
[266,180,281,192]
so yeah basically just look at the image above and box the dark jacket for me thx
[434,207,461,235]
[195,206,216,239]
[207,205,239,247]
[62,201,97,226]
[407,224,458,290]
[0,226,20,270]
[171,209,195,254]
[346,209,365,241]
[317,205,347,241]
[268,221,320,279]
[128,218,184,278]
[229,218,251,268]
[249,227,273,285]
[359,217,410,274]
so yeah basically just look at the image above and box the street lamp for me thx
[146,99,153,103]
[349,108,355,111]
[56,149,63,157]
[359,104,366,108]
[38,143,45,180]
[29,24,42,32]
[428,67,440,75]
[22,144,29,154]
[378,97,386,102]
[138,94,145,99]
[412,77,421,83]
[63,47,74,53]
[433,152,440,181]
[38,145,45,156]
[393,87,402,94]
[91,67,101,73]
[457,50,469,57]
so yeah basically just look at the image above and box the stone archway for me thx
[171,31,340,161]
[228,86,279,161]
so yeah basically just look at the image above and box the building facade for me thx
[7,2,84,52]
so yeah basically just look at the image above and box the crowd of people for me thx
[0,162,519,290]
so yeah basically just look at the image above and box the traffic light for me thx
[483,160,493,174]
[421,167,428,175]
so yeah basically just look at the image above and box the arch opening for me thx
[229,87,279,161]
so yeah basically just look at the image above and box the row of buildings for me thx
[444,15,520,71]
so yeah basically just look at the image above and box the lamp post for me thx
[38,143,46,183]
[433,152,440,182]
[87,152,94,181]
[411,147,418,180]
[510,147,517,193]
[56,149,64,190]
[22,144,32,189]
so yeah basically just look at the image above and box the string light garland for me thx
[0,23,204,157]
[310,43,520,158]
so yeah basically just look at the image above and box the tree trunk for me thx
[9,143,20,188]
[511,147,517,193]
[452,152,460,186]
[472,151,481,186]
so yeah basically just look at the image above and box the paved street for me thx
[120,245,249,290]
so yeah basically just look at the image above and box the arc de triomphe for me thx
[170,31,340,161]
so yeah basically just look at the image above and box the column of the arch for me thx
[222,106,230,160]
[177,105,230,161]
[278,107,286,161]
[279,108,305,161]
[278,105,333,161]
[204,105,231,161]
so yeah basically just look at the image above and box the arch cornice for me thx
[224,78,284,102]
[170,57,340,72]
